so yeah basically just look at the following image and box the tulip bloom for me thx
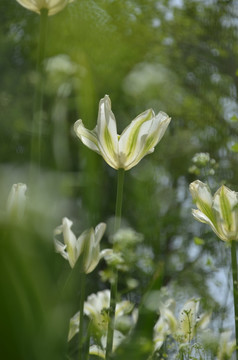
[7,183,27,220]
[153,298,210,350]
[68,290,135,343]
[74,95,171,171]
[190,180,238,242]
[16,0,74,16]
[54,217,106,273]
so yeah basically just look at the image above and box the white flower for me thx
[217,331,236,360]
[176,299,199,343]
[153,298,210,350]
[54,217,106,272]
[89,330,125,359]
[74,95,171,171]
[153,299,177,351]
[68,290,135,341]
[7,183,27,220]
[190,180,238,242]
[16,0,74,16]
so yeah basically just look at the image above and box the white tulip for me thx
[190,180,238,242]
[68,290,135,342]
[7,183,27,220]
[54,217,106,272]
[16,0,74,16]
[74,95,171,170]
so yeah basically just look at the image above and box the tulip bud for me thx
[7,183,27,221]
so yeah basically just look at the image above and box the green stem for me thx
[114,169,125,232]
[231,240,238,360]
[30,8,48,172]
[105,169,125,360]
[79,271,86,360]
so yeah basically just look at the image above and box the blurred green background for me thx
[1,0,238,358]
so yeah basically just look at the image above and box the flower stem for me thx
[79,271,86,360]
[114,169,125,232]
[30,8,48,173]
[105,168,125,359]
[231,240,238,360]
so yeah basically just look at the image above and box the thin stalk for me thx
[231,240,238,360]
[79,271,86,360]
[30,8,48,172]
[105,168,125,359]
[84,320,92,360]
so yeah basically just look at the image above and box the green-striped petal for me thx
[74,119,100,154]
[192,209,226,241]
[97,95,119,169]
[189,180,215,223]
[213,185,238,241]
[61,217,78,268]
[118,109,155,168]
[119,110,171,170]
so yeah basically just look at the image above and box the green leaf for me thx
[231,143,238,152]
[230,115,238,122]
[194,237,205,245]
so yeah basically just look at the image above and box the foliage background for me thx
[1,0,238,358]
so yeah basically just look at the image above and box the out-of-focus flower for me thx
[54,217,106,272]
[153,299,177,351]
[192,152,210,167]
[190,180,238,242]
[153,298,210,350]
[176,299,210,343]
[217,331,236,360]
[68,290,136,342]
[89,330,125,359]
[7,183,27,221]
[74,95,171,171]
[16,0,74,16]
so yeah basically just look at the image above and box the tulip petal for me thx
[83,229,100,274]
[213,186,238,240]
[54,239,68,261]
[74,119,100,154]
[189,180,215,223]
[89,345,105,359]
[177,299,198,342]
[94,222,106,246]
[96,95,119,169]
[119,109,154,166]
[192,209,226,241]
[121,111,171,170]
[62,217,78,268]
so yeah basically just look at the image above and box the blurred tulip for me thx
[68,289,135,346]
[190,180,238,242]
[7,183,27,221]
[16,0,74,16]
[217,331,236,360]
[54,217,106,272]
[74,95,171,171]
[153,298,210,350]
